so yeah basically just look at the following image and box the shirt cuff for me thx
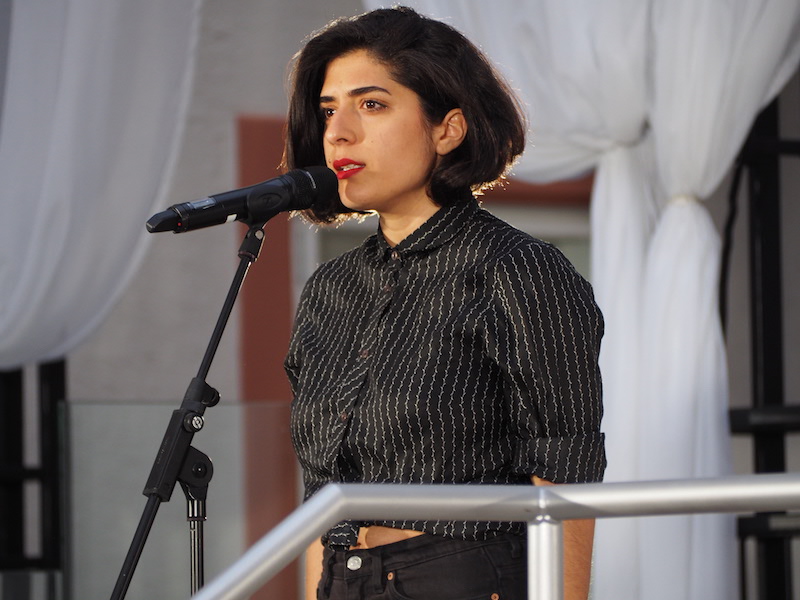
[513,433,606,483]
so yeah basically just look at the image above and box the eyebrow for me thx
[319,85,392,103]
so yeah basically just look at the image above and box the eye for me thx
[363,99,386,111]
[320,106,335,120]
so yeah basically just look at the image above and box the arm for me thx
[492,241,606,484]
[304,539,325,600]
[532,476,595,600]
[489,244,603,597]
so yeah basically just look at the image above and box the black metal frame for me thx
[0,360,65,570]
[0,360,66,599]
[728,91,800,599]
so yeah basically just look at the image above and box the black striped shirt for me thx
[286,195,605,548]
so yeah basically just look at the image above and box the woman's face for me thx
[319,50,441,218]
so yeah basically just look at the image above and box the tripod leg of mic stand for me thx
[188,498,206,594]
[179,446,213,595]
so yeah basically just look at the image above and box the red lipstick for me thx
[333,158,365,180]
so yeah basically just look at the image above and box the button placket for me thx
[380,267,397,296]
[329,250,396,463]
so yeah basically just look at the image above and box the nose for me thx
[324,107,357,145]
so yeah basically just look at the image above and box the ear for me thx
[433,108,467,156]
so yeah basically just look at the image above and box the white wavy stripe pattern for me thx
[0,0,201,368]
[362,1,800,598]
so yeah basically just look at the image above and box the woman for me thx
[283,7,605,600]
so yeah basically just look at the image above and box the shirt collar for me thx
[365,191,478,261]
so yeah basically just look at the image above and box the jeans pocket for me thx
[384,546,502,600]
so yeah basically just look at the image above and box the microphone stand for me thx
[111,223,269,599]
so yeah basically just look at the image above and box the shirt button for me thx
[346,556,362,571]
[390,250,400,261]
[359,348,370,358]
[382,284,393,293]
[340,411,348,422]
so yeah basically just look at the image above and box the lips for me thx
[332,158,365,180]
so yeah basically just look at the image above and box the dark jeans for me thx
[319,533,527,600]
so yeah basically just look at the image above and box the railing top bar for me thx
[328,472,800,522]
[544,471,800,519]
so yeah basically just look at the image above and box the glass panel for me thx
[65,399,248,600]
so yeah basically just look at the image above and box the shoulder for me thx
[473,209,599,316]
[470,207,573,274]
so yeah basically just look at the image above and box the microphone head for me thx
[299,165,338,208]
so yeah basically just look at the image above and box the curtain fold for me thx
[0,0,201,368]
[638,196,735,599]
[363,1,800,598]
[637,2,800,596]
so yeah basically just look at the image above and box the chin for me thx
[340,194,373,213]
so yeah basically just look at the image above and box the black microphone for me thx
[146,166,337,233]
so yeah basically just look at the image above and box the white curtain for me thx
[0,0,200,368]
[362,1,800,598]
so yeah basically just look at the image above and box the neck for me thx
[379,200,440,247]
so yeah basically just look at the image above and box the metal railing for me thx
[192,472,800,600]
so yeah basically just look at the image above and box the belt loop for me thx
[321,547,336,598]
[371,548,385,595]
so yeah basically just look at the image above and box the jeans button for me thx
[346,555,362,571]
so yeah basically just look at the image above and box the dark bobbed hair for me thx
[283,6,527,224]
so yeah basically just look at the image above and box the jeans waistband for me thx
[320,533,525,597]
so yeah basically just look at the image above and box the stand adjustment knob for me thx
[184,413,205,432]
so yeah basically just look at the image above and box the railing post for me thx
[528,516,563,600]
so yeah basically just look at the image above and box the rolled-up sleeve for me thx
[490,241,606,483]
